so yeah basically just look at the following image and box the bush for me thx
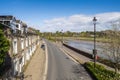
[0,28,10,76]
[84,62,120,80]
[48,37,56,42]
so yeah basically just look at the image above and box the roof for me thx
[0,15,15,21]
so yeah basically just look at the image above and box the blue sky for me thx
[0,0,120,32]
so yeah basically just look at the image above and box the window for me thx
[0,21,3,23]
[16,24,18,28]
[4,21,10,26]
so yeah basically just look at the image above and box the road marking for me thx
[43,41,48,80]
[60,47,79,64]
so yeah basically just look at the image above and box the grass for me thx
[77,37,110,43]
[48,37,56,42]
[48,37,110,43]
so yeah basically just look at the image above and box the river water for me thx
[65,40,110,60]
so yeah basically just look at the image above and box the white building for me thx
[0,15,16,31]
[0,15,40,78]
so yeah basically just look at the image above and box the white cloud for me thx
[96,12,120,23]
[68,15,91,24]
[41,12,120,32]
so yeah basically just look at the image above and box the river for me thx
[65,40,110,60]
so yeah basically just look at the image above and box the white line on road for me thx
[60,47,79,64]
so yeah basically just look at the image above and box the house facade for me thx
[0,15,40,79]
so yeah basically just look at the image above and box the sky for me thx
[0,0,120,32]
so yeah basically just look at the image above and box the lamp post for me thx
[55,33,57,43]
[93,17,97,68]
[61,29,63,43]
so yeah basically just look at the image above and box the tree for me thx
[0,29,10,66]
[102,22,120,73]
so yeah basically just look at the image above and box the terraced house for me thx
[0,15,40,79]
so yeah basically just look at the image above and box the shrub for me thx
[0,28,10,76]
[85,62,120,80]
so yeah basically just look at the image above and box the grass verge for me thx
[84,62,120,80]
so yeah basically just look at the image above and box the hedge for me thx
[84,62,120,80]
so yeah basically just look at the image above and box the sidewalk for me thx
[24,42,45,80]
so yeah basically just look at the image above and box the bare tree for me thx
[102,21,120,73]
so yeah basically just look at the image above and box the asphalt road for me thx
[46,40,93,80]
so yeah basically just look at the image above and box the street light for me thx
[93,17,97,68]
[61,29,63,44]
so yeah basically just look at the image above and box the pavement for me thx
[46,40,93,80]
[24,41,45,80]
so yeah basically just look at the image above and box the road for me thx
[46,40,93,80]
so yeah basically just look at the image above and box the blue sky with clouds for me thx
[0,0,120,32]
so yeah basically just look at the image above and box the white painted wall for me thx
[26,38,28,47]
[14,60,19,75]
[16,23,21,30]
[21,38,24,50]
[13,39,17,54]
[22,55,24,67]
[26,49,30,60]
[29,37,31,45]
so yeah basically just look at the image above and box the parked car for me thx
[41,44,45,50]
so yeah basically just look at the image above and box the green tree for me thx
[55,31,61,37]
[0,29,10,66]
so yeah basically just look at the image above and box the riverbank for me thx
[48,37,110,43]
[76,37,109,43]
